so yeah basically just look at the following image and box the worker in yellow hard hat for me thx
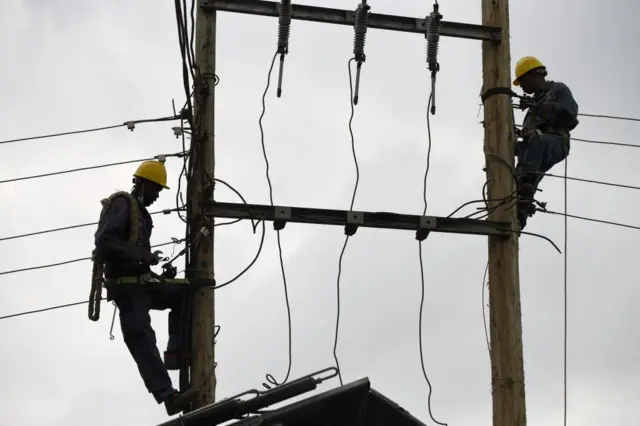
[512,56,579,230]
[93,160,200,415]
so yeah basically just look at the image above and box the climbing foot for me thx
[164,388,201,416]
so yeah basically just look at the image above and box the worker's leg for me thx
[520,134,568,190]
[147,283,188,371]
[116,287,176,404]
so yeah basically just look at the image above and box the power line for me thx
[333,57,362,388]
[541,210,640,231]
[258,50,293,389]
[0,240,183,276]
[0,300,92,321]
[0,210,175,242]
[0,114,182,146]
[510,105,640,123]
[0,153,184,184]
[545,173,640,191]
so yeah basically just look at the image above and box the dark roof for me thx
[156,377,426,426]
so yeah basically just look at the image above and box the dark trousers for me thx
[516,133,570,189]
[115,283,186,403]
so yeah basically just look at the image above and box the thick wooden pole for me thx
[481,0,527,425]
[187,2,217,411]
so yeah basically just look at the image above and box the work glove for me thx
[141,250,164,266]
[518,96,534,110]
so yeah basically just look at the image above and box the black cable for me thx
[0,240,182,276]
[333,58,361,388]
[0,210,176,242]
[257,50,292,388]
[511,104,640,123]
[545,173,640,191]
[417,92,447,426]
[213,219,266,290]
[541,210,640,231]
[0,115,181,146]
[0,300,93,321]
[0,153,184,185]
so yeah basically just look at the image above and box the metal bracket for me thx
[416,215,436,241]
[344,211,364,236]
[274,206,291,231]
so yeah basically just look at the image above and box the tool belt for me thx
[522,127,569,139]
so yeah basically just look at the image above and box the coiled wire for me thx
[353,2,369,62]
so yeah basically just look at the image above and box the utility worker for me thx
[512,56,579,229]
[93,160,199,415]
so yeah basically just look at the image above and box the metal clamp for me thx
[274,206,291,231]
[415,215,436,241]
[344,211,363,236]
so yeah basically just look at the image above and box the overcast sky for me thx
[1,0,639,425]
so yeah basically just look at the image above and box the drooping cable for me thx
[417,92,447,426]
[332,58,361,387]
[257,51,292,388]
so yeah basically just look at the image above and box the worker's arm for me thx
[534,82,578,125]
[549,82,578,122]
[94,197,152,264]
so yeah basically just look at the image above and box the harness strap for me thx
[88,192,141,322]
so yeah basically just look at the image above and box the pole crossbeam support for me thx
[202,0,501,41]
[203,202,512,237]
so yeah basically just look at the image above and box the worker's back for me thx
[94,192,153,279]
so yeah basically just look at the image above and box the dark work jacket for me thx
[94,193,154,279]
[522,80,579,139]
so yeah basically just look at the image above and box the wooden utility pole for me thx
[186,2,217,411]
[481,0,527,425]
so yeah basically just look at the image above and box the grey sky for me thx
[0,0,638,424]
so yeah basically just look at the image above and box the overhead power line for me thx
[0,114,184,146]
[0,153,184,184]
[541,210,640,231]
[545,173,640,191]
[0,210,176,242]
[509,105,640,123]
[0,300,91,321]
[0,240,183,276]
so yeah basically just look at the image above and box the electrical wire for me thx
[540,210,640,231]
[544,173,640,191]
[510,104,640,123]
[417,91,447,426]
[0,240,183,276]
[563,151,568,426]
[332,57,361,388]
[0,300,92,321]
[0,115,181,146]
[257,50,292,388]
[0,153,184,184]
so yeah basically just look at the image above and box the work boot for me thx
[164,388,201,416]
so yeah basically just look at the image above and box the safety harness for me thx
[88,191,141,322]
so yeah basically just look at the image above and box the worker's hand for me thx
[519,96,534,110]
[531,102,554,115]
[141,250,163,266]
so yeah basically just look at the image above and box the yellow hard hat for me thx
[513,56,545,86]
[133,160,169,189]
